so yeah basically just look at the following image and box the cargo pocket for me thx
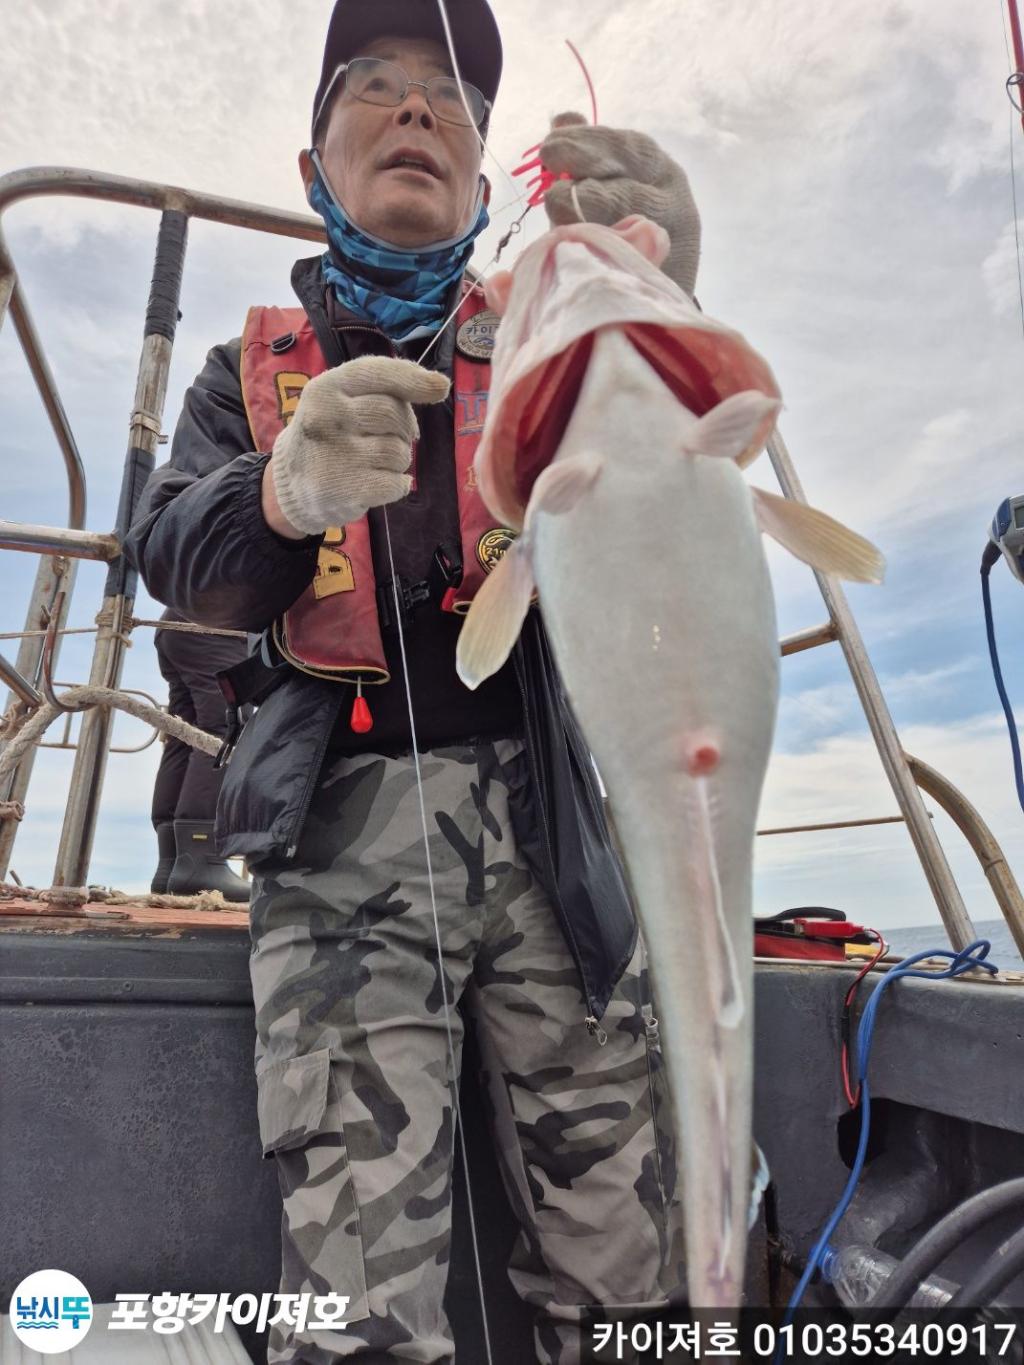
[641,1003,670,1210]
[256,1048,370,1326]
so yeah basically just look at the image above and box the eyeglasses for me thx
[314,57,490,135]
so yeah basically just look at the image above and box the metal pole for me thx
[0,654,42,709]
[0,523,118,559]
[757,814,917,837]
[52,210,188,887]
[0,250,13,331]
[0,227,92,876]
[7,279,88,531]
[0,166,324,247]
[765,429,977,950]
[907,753,1024,960]
[779,621,838,657]
[0,554,76,876]
[0,169,321,885]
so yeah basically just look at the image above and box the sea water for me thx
[883,917,1024,971]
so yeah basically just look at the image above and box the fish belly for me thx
[531,423,779,1308]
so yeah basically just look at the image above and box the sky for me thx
[1,0,1023,941]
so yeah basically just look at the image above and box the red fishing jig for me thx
[512,40,598,207]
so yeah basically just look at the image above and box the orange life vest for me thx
[239,287,511,684]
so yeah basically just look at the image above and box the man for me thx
[126,2,702,1360]
[149,606,250,900]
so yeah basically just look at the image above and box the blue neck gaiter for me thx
[308,157,489,343]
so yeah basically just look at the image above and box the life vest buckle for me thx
[429,542,463,594]
[214,704,243,770]
[377,574,432,632]
[270,332,297,354]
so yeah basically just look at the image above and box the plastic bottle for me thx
[820,1243,959,1309]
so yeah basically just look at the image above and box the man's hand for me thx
[540,113,702,296]
[264,356,450,539]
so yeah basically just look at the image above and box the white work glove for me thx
[270,356,450,536]
[540,112,702,296]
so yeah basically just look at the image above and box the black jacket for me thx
[124,256,636,1019]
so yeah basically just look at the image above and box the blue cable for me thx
[982,561,1024,814]
[774,942,998,1358]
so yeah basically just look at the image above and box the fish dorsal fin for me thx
[524,453,605,530]
[681,391,781,462]
[455,543,535,689]
[753,487,886,583]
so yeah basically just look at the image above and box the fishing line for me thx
[413,243,503,366]
[379,9,597,1345]
[415,196,537,367]
[998,0,1024,344]
[566,39,599,125]
[433,0,524,202]
[380,505,494,1365]
[368,4,533,1353]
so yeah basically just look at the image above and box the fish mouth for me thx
[510,335,595,513]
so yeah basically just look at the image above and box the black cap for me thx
[312,0,503,142]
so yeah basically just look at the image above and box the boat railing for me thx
[0,165,1021,961]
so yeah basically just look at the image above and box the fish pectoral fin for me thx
[752,487,886,584]
[455,543,535,689]
[681,391,782,462]
[484,269,514,316]
[613,215,671,269]
[523,453,605,531]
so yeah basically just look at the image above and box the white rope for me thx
[0,880,241,913]
[0,685,219,783]
[0,618,247,642]
[133,618,249,638]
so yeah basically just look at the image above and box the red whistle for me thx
[350,679,373,734]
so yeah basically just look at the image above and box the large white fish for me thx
[456,216,884,1307]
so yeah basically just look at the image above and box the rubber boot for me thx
[166,820,250,902]
[150,822,177,895]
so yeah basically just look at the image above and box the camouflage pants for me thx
[249,737,685,1364]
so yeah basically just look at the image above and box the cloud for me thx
[756,713,1024,931]
[982,217,1024,320]
[775,659,978,752]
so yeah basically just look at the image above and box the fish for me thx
[455,216,884,1308]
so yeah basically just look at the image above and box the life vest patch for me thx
[313,547,356,599]
[477,527,516,574]
[455,388,488,437]
[456,308,500,360]
[276,372,310,426]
